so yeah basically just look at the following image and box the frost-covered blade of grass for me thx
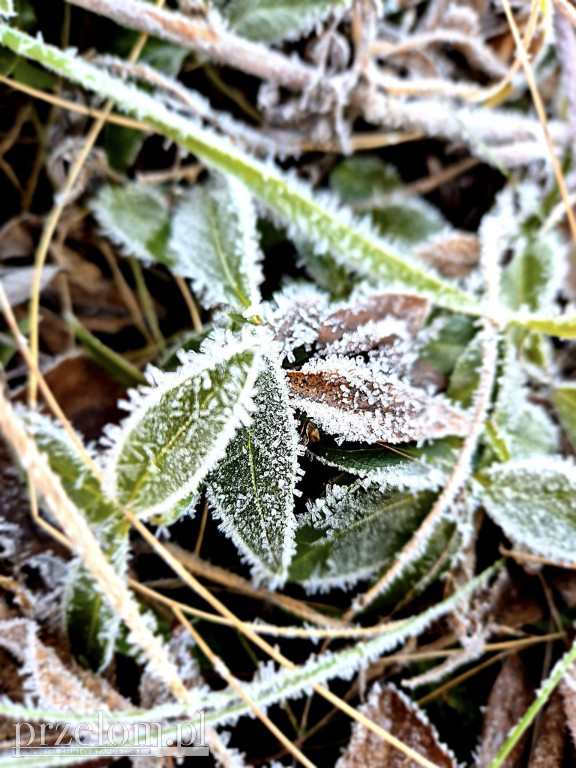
[0,0,14,17]
[289,481,450,593]
[0,25,479,315]
[169,173,263,313]
[221,0,346,44]
[23,413,128,671]
[105,329,264,519]
[475,458,576,564]
[207,358,300,585]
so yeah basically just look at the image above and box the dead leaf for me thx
[316,293,429,355]
[528,689,566,767]
[0,265,60,307]
[337,683,458,768]
[0,617,128,711]
[416,234,480,279]
[476,654,533,768]
[286,357,469,443]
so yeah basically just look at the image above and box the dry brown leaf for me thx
[476,654,534,768]
[286,357,469,443]
[316,293,429,355]
[0,617,128,712]
[528,689,566,768]
[416,234,480,279]
[337,683,458,768]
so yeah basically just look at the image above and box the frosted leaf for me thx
[23,412,128,671]
[330,156,401,204]
[0,618,128,711]
[288,481,442,592]
[286,357,470,444]
[476,458,576,564]
[419,314,477,376]
[207,357,301,585]
[553,382,576,448]
[105,328,265,519]
[222,0,346,44]
[446,330,483,407]
[266,283,330,360]
[315,293,429,357]
[500,232,565,313]
[309,437,459,492]
[90,183,172,266]
[168,173,263,312]
[487,338,558,461]
[337,684,458,768]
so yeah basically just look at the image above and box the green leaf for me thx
[552,382,576,446]
[476,458,576,564]
[309,438,459,488]
[370,199,444,245]
[168,173,262,312]
[91,183,173,266]
[222,0,345,43]
[107,329,264,519]
[289,481,443,592]
[330,156,401,204]
[0,25,479,315]
[65,520,130,672]
[446,331,483,408]
[419,315,477,376]
[487,338,558,461]
[500,234,558,312]
[207,358,300,584]
[23,412,127,671]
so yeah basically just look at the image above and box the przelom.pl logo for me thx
[11,710,208,758]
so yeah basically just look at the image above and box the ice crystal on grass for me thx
[286,356,469,444]
[207,357,302,585]
[105,328,265,519]
[169,173,263,313]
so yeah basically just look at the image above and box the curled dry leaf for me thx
[415,233,480,279]
[337,683,458,768]
[286,357,469,444]
[476,654,534,768]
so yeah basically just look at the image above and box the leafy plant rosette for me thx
[1,5,576,767]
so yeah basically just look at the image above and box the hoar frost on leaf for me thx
[104,327,266,519]
[168,173,263,313]
[286,356,469,444]
[207,356,302,585]
[288,481,440,592]
[476,457,576,565]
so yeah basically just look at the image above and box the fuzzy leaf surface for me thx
[289,481,444,592]
[91,183,172,266]
[476,458,576,564]
[207,359,300,583]
[23,413,128,671]
[169,173,262,311]
[500,234,559,312]
[223,0,345,43]
[108,331,264,518]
